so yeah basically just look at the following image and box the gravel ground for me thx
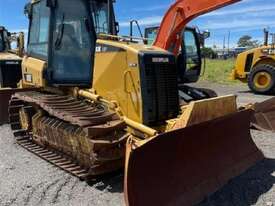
[0,81,274,206]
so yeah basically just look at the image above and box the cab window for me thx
[0,33,4,51]
[144,27,159,45]
[48,0,95,85]
[28,0,50,59]
[184,30,200,70]
[90,0,109,34]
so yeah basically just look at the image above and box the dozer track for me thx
[9,91,128,179]
[0,88,37,125]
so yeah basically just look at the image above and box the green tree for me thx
[237,35,259,48]
[201,47,217,58]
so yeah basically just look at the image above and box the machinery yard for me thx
[0,81,274,206]
[1,0,275,205]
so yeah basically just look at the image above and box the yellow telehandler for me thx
[0,0,266,205]
[232,29,275,94]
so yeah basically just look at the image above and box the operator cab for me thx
[0,27,11,52]
[0,28,4,52]
[24,0,117,86]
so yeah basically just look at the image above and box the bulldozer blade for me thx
[251,97,275,132]
[124,109,263,206]
[0,88,35,125]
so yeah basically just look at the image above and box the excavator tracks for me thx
[9,91,128,180]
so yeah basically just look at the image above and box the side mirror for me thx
[197,30,210,47]
[7,32,11,37]
[24,3,32,18]
[115,22,120,34]
[202,30,210,39]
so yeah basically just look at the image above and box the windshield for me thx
[0,32,4,52]
[145,27,159,45]
[90,0,110,34]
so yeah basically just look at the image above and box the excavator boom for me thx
[153,0,240,54]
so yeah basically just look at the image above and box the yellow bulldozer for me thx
[232,29,275,94]
[0,0,270,205]
[0,26,24,88]
[0,26,25,124]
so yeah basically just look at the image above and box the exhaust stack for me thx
[264,28,269,46]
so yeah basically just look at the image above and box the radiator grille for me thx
[0,60,22,88]
[139,53,179,125]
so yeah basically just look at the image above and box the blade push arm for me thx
[153,0,241,54]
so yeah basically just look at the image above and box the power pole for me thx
[223,35,226,57]
[227,30,231,55]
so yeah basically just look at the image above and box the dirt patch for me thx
[0,125,124,206]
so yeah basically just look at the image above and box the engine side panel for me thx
[93,42,142,123]
[21,56,46,87]
[93,40,179,125]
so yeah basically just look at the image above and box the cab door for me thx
[178,28,202,83]
[47,0,96,86]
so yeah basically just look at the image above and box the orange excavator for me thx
[0,0,267,206]
[154,0,236,54]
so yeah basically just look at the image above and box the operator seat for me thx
[61,23,80,51]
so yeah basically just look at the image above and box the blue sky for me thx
[1,0,275,48]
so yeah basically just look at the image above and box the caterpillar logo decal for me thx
[96,44,125,53]
[152,57,169,63]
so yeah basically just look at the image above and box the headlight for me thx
[24,74,33,83]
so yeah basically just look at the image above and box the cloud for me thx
[119,0,275,31]
[132,0,173,12]
[120,16,163,27]
[133,4,170,12]
[203,19,275,30]
[204,4,275,17]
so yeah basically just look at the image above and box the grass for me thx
[200,58,240,84]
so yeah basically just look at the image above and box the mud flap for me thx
[0,88,35,125]
[251,97,275,132]
[124,109,264,206]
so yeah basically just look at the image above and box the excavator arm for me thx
[153,0,241,54]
